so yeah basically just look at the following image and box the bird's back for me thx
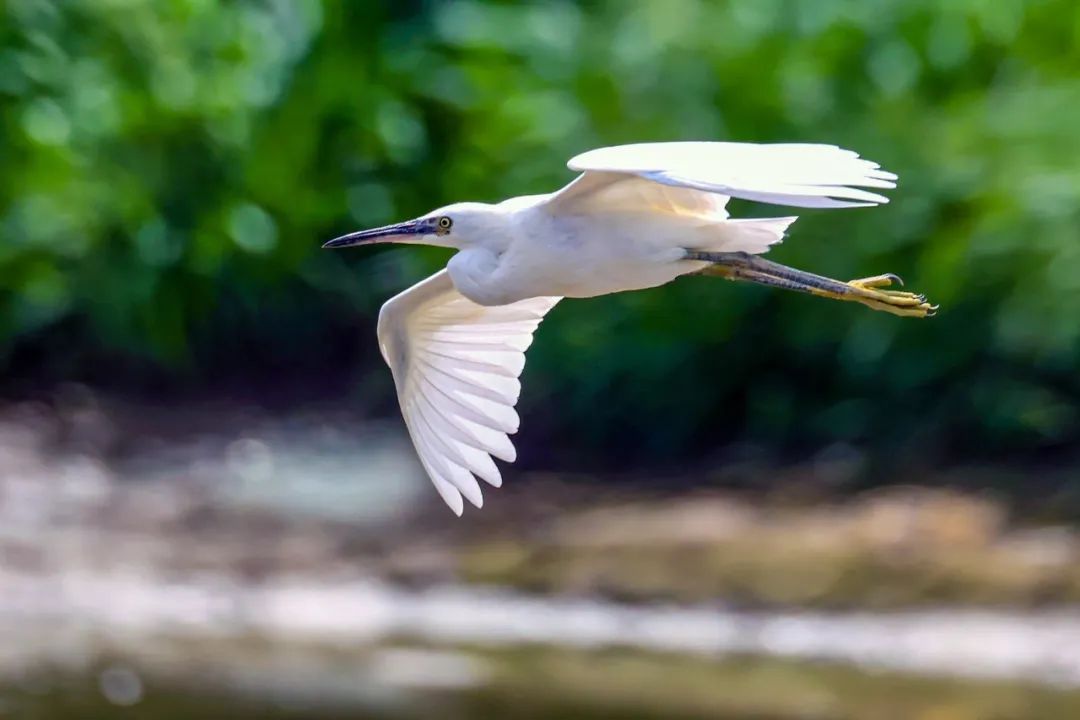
[473,200,791,302]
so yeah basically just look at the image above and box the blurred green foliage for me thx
[2,0,1079,466]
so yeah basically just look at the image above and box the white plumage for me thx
[324,141,923,515]
[563,142,896,209]
[375,270,558,515]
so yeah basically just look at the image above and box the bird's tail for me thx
[692,216,797,255]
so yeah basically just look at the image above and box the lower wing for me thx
[376,270,561,515]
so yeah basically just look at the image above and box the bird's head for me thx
[323,202,498,251]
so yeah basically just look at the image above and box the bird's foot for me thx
[846,274,937,318]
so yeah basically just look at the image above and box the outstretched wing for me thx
[377,271,560,515]
[547,142,897,214]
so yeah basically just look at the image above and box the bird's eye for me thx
[437,216,453,231]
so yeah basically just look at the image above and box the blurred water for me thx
[4,638,1079,720]
[2,675,763,720]
[4,398,1080,718]
[4,571,1080,684]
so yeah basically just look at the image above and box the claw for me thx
[885,273,904,287]
[845,278,937,318]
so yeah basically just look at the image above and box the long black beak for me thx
[322,218,431,249]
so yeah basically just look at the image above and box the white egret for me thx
[325,142,935,514]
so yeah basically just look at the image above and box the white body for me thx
[447,197,708,305]
[356,142,898,514]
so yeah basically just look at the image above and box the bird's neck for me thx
[447,246,512,306]
[441,207,524,304]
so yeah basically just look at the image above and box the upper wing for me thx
[547,142,897,214]
[376,270,560,515]
[545,170,733,219]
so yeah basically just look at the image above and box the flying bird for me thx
[325,142,935,515]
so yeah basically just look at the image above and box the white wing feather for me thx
[550,141,896,212]
[377,270,560,515]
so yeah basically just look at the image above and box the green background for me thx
[3,0,1079,477]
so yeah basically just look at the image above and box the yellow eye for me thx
[437,216,453,231]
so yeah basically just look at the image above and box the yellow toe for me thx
[846,274,936,318]
[848,274,905,290]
